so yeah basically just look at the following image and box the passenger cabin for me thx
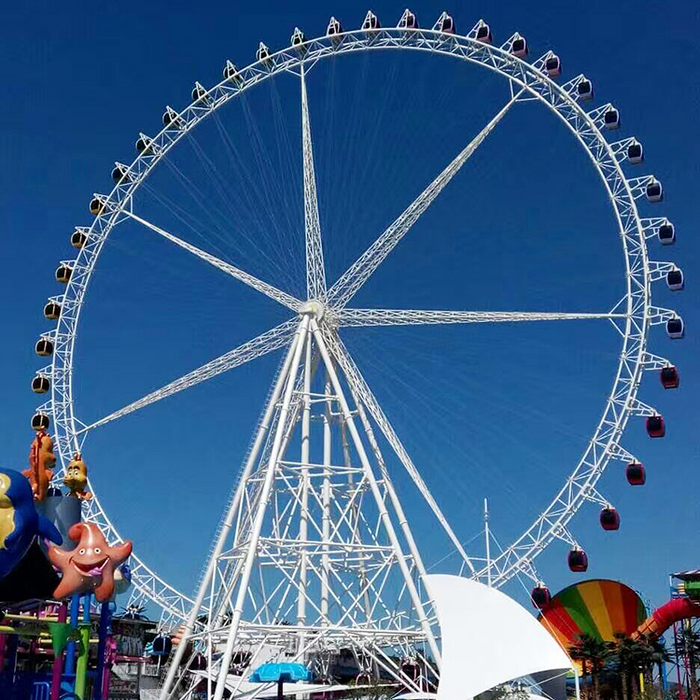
[476,22,492,44]
[667,268,684,291]
[112,165,129,183]
[31,413,50,432]
[658,222,675,245]
[32,376,50,394]
[604,108,620,129]
[627,142,643,164]
[399,10,418,31]
[511,36,528,58]
[531,585,551,610]
[660,365,680,389]
[568,548,588,572]
[162,108,183,129]
[626,461,646,485]
[646,415,666,438]
[291,28,306,49]
[438,13,455,34]
[89,198,104,216]
[71,230,87,249]
[56,265,72,284]
[600,507,620,531]
[577,79,593,100]
[256,43,271,64]
[327,17,343,43]
[666,317,684,339]
[192,82,211,104]
[646,179,663,203]
[223,61,243,84]
[43,302,61,320]
[545,55,561,77]
[362,11,380,31]
[35,338,54,357]
[136,135,152,155]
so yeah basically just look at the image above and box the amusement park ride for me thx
[18,7,688,699]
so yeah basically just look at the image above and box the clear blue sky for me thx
[2,0,699,616]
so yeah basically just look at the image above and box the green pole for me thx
[75,594,92,700]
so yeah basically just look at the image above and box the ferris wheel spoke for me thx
[124,210,302,311]
[337,309,626,327]
[79,319,298,433]
[300,68,327,301]
[323,330,477,575]
[327,92,521,309]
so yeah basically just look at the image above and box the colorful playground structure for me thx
[0,428,138,700]
[539,576,700,647]
[538,574,700,697]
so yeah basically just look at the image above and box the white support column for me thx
[310,321,442,668]
[297,334,312,652]
[160,322,305,700]
[212,315,311,700]
[321,372,332,622]
[484,499,492,587]
[350,390,433,593]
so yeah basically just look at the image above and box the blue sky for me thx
[2,0,699,617]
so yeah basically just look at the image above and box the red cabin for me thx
[646,415,666,438]
[660,366,680,389]
[600,507,620,531]
[531,585,551,609]
[568,548,588,572]
[626,461,646,485]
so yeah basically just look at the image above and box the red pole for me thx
[674,622,685,700]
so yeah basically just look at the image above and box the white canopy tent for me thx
[425,575,574,700]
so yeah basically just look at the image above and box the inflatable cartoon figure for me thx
[63,453,92,500]
[23,431,56,502]
[0,468,62,579]
[48,522,132,602]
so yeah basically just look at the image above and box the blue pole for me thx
[661,660,669,691]
[62,593,81,693]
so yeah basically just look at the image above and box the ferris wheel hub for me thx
[299,299,326,320]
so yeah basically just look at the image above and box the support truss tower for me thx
[163,308,441,699]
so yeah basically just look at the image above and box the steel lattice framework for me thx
[34,17,683,665]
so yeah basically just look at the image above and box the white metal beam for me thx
[125,211,302,311]
[301,68,327,301]
[338,309,625,327]
[327,93,520,309]
[83,318,297,433]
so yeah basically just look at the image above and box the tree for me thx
[645,636,672,691]
[610,634,658,700]
[571,633,613,700]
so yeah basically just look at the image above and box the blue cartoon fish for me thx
[0,468,62,579]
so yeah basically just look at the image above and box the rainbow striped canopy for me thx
[539,579,647,649]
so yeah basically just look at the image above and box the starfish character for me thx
[48,522,132,601]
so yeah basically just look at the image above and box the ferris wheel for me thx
[32,8,684,695]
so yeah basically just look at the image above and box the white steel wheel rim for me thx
[42,26,664,622]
